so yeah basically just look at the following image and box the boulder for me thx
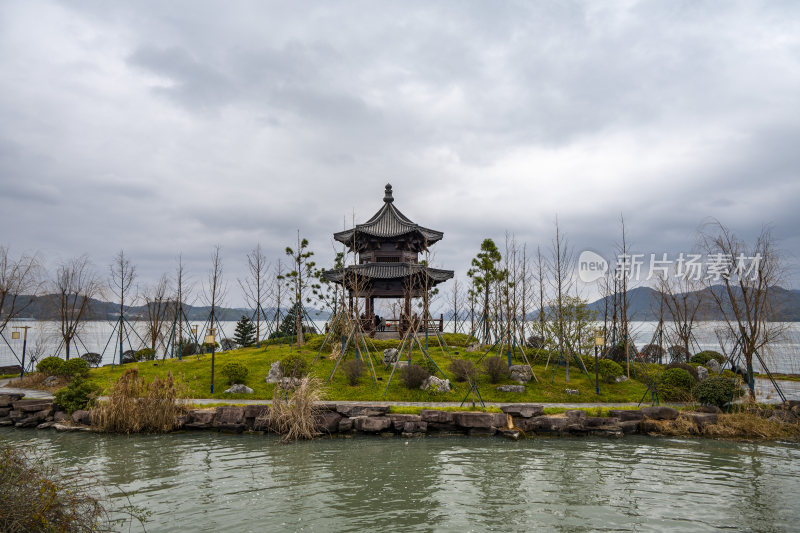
[43,376,59,387]
[315,410,342,433]
[565,410,587,422]
[0,393,24,407]
[402,420,428,434]
[265,361,283,383]
[608,409,644,421]
[696,366,709,381]
[453,411,505,429]
[36,421,56,430]
[338,418,354,432]
[214,406,246,431]
[695,405,722,414]
[706,359,721,375]
[564,389,580,395]
[13,399,53,412]
[641,406,679,420]
[53,411,68,422]
[682,412,718,427]
[353,416,392,433]
[388,414,423,432]
[527,416,568,433]
[185,409,215,429]
[420,410,454,424]
[0,407,10,418]
[71,410,92,426]
[121,350,137,365]
[335,404,391,417]
[615,376,628,383]
[421,376,451,393]
[382,348,399,364]
[619,420,640,434]
[496,385,525,393]
[224,384,254,394]
[509,365,533,383]
[498,429,521,440]
[465,342,482,352]
[500,404,544,418]
[16,412,47,428]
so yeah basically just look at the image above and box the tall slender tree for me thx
[238,244,270,344]
[283,232,319,346]
[467,238,504,344]
[52,255,100,359]
[203,246,227,393]
[109,250,136,365]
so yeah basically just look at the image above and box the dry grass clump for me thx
[92,368,186,434]
[0,444,119,532]
[645,413,800,440]
[261,376,324,442]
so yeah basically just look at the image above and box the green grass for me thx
[85,334,651,403]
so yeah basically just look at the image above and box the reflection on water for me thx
[1,430,799,532]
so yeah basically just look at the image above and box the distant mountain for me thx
[8,295,331,322]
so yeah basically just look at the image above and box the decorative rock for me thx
[0,394,24,407]
[420,410,454,424]
[509,365,533,383]
[496,385,525,393]
[695,405,722,414]
[16,413,46,428]
[224,384,254,394]
[13,399,54,412]
[421,376,451,393]
[388,414,422,432]
[697,366,709,381]
[335,404,391,417]
[214,406,246,431]
[53,410,68,422]
[382,348,399,364]
[353,416,392,433]
[565,389,580,395]
[615,376,628,383]
[500,404,544,418]
[465,342,482,352]
[278,377,302,388]
[338,418,353,432]
[706,359,721,375]
[43,375,59,387]
[619,420,640,434]
[36,421,55,430]
[402,420,428,434]
[185,409,215,429]
[265,361,283,383]
[641,406,679,420]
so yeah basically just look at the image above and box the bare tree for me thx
[143,273,172,353]
[534,245,547,343]
[203,246,227,393]
[547,218,576,379]
[109,250,136,363]
[238,244,270,344]
[615,215,633,377]
[448,277,464,334]
[52,255,100,359]
[657,262,706,356]
[0,247,41,333]
[173,254,195,355]
[699,221,787,399]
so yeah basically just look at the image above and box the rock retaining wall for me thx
[3,395,799,439]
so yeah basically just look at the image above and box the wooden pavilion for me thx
[322,184,454,336]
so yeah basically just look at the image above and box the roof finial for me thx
[384,183,394,203]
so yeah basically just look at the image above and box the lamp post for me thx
[594,328,605,395]
[12,326,31,379]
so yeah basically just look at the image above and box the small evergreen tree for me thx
[233,315,256,347]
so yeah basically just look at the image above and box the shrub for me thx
[135,348,155,361]
[668,345,691,363]
[664,362,699,381]
[401,364,429,389]
[694,376,742,408]
[659,367,695,400]
[180,341,199,357]
[526,335,546,349]
[280,354,308,378]
[92,368,186,433]
[54,378,100,414]
[60,358,90,379]
[483,356,510,383]
[691,350,725,365]
[80,352,103,367]
[448,359,477,382]
[220,338,237,351]
[595,359,623,383]
[342,359,363,386]
[36,356,64,376]
[640,344,666,363]
[605,341,638,365]
[221,361,249,385]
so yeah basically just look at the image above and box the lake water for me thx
[3,320,799,375]
[1,429,799,532]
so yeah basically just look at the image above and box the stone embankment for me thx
[3,393,799,440]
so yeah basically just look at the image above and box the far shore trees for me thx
[52,255,101,360]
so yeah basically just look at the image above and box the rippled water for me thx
[2,430,799,532]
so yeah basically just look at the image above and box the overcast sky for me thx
[1,1,798,309]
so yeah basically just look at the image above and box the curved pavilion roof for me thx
[322,262,454,285]
[333,184,444,246]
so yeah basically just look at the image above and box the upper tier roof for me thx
[333,184,444,246]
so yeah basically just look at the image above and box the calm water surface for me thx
[2,430,799,532]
